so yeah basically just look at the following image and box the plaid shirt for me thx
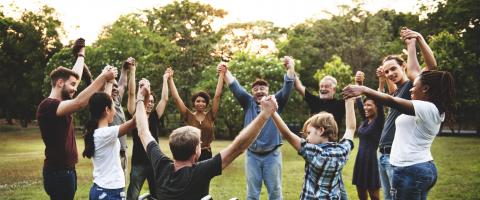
[298,138,354,200]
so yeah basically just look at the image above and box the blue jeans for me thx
[43,168,77,200]
[90,183,125,200]
[246,148,282,200]
[391,161,437,200]
[378,153,394,200]
[127,163,156,200]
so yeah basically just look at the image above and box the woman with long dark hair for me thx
[343,33,455,199]
[83,92,136,200]
[167,65,224,161]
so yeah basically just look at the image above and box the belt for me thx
[379,146,391,154]
[249,146,280,156]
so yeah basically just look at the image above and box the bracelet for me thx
[136,99,144,104]
[77,54,85,58]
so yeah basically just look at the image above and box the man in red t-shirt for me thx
[36,38,116,200]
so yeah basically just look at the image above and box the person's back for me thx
[146,141,222,199]
[299,140,352,199]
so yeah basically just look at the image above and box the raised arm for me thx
[220,96,278,169]
[57,67,116,116]
[156,69,170,118]
[71,38,86,88]
[118,117,136,137]
[168,69,188,115]
[127,61,137,114]
[294,78,306,97]
[218,64,252,108]
[401,29,437,70]
[405,37,422,81]
[274,56,296,110]
[218,63,234,85]
[118,58,134,98]
[272,112,301,151]
[211,66,225,118]
[376,66,397,94]
[136,82,155,150]
[343,85,414,116]
[342,98,356,141]
[103,82,113,96]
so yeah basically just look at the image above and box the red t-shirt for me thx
[36,98,78,169]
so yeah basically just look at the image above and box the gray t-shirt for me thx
[378,80,412,148]
[110,95,127,151]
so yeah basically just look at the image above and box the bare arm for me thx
[211,72,224,118]
[118,117,136,137]
[294,78,306,97]
[156,71,169,118]
[402,29,437,70]
[343,85,414,116]
[103,82,113,96]
[220,96,277,169]
[136,84,155,150]
[117,68,128,98]
[405,38,422,81]
[217,63,235,85]
[57,70,114,116]
[71,57,85,88]
[168,75,188,116]
[342,98,356,141]
[127,65,136,114]
[272,112,301,151]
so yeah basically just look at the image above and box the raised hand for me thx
[283,56,295,71]
[217,62,227,75]
[342,85,365,99]
[100,65,117,82]
[123,57,136,70]
[138,78,150,89]
[400,28,422,41]
[355,71,365,85]
[260,95,278,116]
[163,68,172,80]
[376,66,386,80]
[72,38,85,57]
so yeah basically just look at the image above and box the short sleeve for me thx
[412,100,444,135]
[95,126,120,144]
[38,99,60,119]
[146,141,173,172]
[196,153,222,178]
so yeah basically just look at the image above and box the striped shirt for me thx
[298,139,353,200]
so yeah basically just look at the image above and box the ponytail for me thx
[82,118,98,158]
[82,92,113,159]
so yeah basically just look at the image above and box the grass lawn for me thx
[0,126,479,199]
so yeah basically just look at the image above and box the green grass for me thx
[0,126,479,200]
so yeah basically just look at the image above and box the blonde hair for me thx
[169,126,201,161]
[302,112,338,142]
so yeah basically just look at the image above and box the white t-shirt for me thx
[390,100,445,167]
[92,125,125,189]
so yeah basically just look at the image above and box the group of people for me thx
[37,27,454,200]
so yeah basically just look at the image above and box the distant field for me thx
[0,126,479,199]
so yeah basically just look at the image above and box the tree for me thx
[194,52,306,137]
[280,4,397,90]
[0,5,63,127]
[429,31,480,134]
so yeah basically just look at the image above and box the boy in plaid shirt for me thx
[272,98,356,199]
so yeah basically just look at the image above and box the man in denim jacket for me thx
[218,56,296,200]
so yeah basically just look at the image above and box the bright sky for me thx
[2,0,420,44]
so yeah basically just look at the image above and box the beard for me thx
[61,87,73,100]
[319,92,333,100]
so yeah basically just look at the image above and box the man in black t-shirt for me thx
[294,75,345,129]
[127,75,169,200]
[134,82,278,200]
